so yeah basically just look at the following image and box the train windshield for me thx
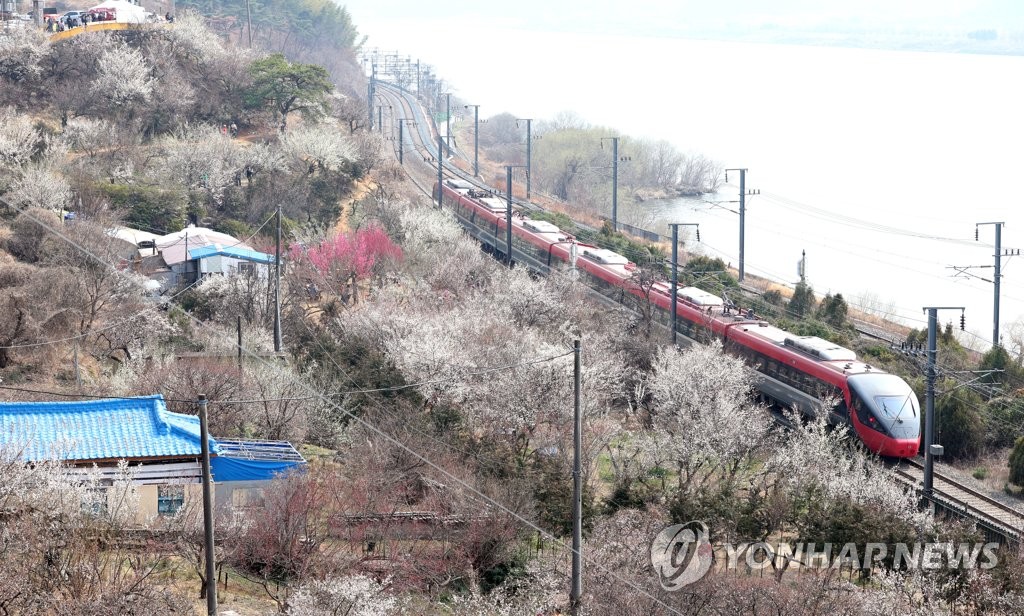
[848,374,920,440]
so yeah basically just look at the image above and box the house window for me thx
[82,487,108,516]
[238,262,255,274]
[231,487,265,509]
[158,485,185,515]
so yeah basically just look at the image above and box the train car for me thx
[724,323,920,457]
[432,180,921,457]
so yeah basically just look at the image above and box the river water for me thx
[347,13,1024,349]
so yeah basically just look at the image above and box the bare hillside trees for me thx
[516,120,722,217]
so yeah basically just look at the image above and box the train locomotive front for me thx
[846,372,921,457]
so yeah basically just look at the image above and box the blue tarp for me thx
[211,455,305,482]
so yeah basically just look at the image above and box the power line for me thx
[0,276,204,350]
[1,200,691,616]
[759,191,984,247]
[0,352,572,404]
[0,385,195,403]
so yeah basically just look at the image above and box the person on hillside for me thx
[229,122,238,137]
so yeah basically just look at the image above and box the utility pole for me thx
[601,137,626,232]
[73,341,81,387]
[367,63,376,130]
[245,0,253,48]
[184,231,189,284]
[506,167,514,267]
[445,93,452,146]
[377,106,383,133]
[978,222,1005,348]
[724,168,759,282]
[517,118,533,199]
[465,104,481,177]
[668,223,700,344]
[198,394,217,616]
[922,306,963,500]
[504,166,525,266]
[236,315,242,370]
[398,120,414,165]
[273,205,282,353]
[570,339,582,616]
[437,136,444,209]
[612,137,618,232]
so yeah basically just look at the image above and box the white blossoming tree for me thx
[644,342,773,500]
[288,575,399,616]
[280,120,358,173]
[92,44,155,108]
[155,124,246,188]
[0,107,41,174]
[0,27,47,91]
[5,167,72,212]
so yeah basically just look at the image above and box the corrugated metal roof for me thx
[188,244,275,265]
[0,395,217,463]
[156,227,254,266]
[215,439,304,462]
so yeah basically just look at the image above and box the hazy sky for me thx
[344,0,1024,38]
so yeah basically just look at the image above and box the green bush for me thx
[99,183,186,232]
[986,397,1024,449]
[682,255,738,296]
[936,389,985,460]
[789,282,816,318]
[1010,437,1024,486]
[860,344,896,363]
[979,345,1024,386]
[212,218,254,241]
[817,292,849,328]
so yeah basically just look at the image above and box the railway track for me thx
[894,458,1024,543]
[373,78,1024,544]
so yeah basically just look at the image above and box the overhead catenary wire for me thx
[390,82,1024,457]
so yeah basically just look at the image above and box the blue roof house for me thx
[187,243,275,284]
[0,395,305,522]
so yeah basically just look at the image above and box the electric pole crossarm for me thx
[945,265,994,283]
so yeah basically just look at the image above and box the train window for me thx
[833,395,849,418]
[850,391,882,432]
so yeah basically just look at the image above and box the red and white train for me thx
[434,179,921,458]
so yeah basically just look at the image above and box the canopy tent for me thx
[88,0,147,23]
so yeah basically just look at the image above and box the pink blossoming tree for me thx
[290,225,402,304]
